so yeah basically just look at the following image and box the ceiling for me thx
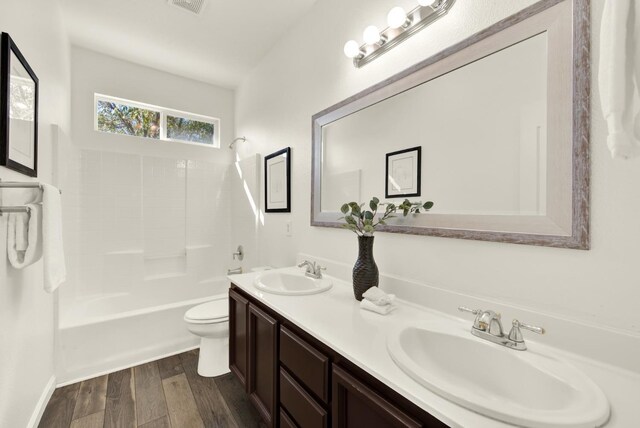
[60,0,318,88]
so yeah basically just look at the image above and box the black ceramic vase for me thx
[352,236,379,301]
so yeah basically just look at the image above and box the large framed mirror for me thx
[311,0,590,249]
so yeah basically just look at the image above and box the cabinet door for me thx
[248,304,278,427]
[229,288,249,389]
[332,366,422,428]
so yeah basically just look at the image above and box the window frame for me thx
[94,93,221,148]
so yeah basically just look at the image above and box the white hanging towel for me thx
[40,183,66,292]
[7,205,43,269]
[599,0,640,159]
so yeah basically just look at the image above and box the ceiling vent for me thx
[168,0,206,15]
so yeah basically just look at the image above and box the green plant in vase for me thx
[339,197,434,300]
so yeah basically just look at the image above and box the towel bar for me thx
[0,181,62,194]
[0,206,31,216]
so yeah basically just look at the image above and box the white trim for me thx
[27,375,56,428]
[56,345,199,387]
[94,93,221,148]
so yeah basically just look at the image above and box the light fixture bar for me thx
[352,0,456,68]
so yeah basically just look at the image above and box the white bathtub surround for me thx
[7,206,42,269]
[184,299,230,377]
[57,278,230,384]
[231,266,640,427]
[599,0,640,159]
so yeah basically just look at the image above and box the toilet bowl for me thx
[184,299,230,377]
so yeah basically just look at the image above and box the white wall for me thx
[0,0,70,426]
[235,0,640,355]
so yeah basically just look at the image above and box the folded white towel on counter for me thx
[360,299,397,315]
[41,183,66,293]
[7,205,43,269]
[362,287,396,306]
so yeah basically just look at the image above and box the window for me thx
[94,94,220,147]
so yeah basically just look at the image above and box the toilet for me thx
[184,299,230,377]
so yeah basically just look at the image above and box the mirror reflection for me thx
[321,33,548,216]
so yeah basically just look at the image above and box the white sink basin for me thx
[387,320,610,428]
[254,270,332,296]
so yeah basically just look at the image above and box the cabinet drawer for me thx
[332,365,422,428]
[280,368,328,428]
[280,326,330,403]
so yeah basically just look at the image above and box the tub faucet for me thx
[227,267,243,275]
[297,260,325,279]
[458,306,545,351]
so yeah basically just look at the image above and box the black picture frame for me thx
[265,147,291,213]
[0,32,39,177]
[385,146,421,198]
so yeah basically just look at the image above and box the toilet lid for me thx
[185,300,228,321]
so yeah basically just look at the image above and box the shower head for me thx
[229,136,246,149]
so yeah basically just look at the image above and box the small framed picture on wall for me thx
[385,146,421,198]
[265,147,291,213]
[0,33,39,177]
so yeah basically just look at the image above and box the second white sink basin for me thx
[387,320,610,428]
[254,270,333,296]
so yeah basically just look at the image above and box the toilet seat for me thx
[184,300,228,324]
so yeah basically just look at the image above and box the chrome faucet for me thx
[297,260,326,279]
[458,306,545,351]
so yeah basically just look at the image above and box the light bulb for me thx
[363,25,382,45]
[343,40,362,58]
[387,6,409,29]
[417,0,431,6]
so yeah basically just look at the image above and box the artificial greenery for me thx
[339,197,434,236]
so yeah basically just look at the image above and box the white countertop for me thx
[229,267,640,428]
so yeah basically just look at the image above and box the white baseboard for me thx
[27,375,56,428]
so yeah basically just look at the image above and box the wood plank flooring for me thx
[39,350,265,428]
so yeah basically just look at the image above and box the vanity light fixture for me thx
[344,0,456,68]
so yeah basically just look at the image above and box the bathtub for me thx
[56,277,230,385]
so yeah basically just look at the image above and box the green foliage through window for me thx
[97,101,160,139]
[167,115,214,145]
[95,95,220,147]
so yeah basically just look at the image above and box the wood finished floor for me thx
[39,350,265,428]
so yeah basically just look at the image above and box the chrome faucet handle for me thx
[458,306,486,331]
[458,306,482,316]
[508,319,545,343]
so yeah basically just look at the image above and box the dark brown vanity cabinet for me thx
[229,288,249,388]
[248,304,279,427]
[229,288,279,427]
[229,285,449,428]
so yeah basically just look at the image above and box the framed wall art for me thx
[265,147,291,212]
[385,146,421,198]
[0,33,39,177]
